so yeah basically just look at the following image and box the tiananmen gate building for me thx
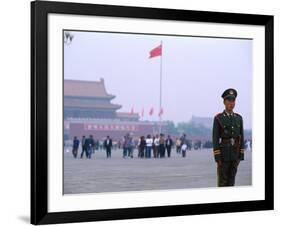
[64,78,167,141]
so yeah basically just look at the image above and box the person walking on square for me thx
[72,136,79,158]
[153,134,160,158]
[80,135,87,158]
[165,135,173,158]
[127,135,134,158]
[212,88,244,187]
[159,133,166,158]
[145,134,153,158]
[123,134,131,158]
[85,135,95,159]
[103,135,113,158]
[138,136,146,158]
[181,142,187,157]
[137,136,142,158]
[122,136,127,158]
[175,138,181,154]
[152,136,156,157]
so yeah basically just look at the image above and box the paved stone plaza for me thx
[63,148,252,194]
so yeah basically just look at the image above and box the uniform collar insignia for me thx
[224,110,234,116]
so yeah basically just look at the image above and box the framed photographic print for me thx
[31,0,274,224]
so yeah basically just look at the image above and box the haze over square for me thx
[64,31,252,129]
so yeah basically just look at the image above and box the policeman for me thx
[212,88,245,187]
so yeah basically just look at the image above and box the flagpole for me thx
[159,40,163,134]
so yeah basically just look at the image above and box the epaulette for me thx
[215,113,222,118]
[215,113,224,129]
[234,113,242,118]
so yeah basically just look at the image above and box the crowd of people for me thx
[69,133,197,159]
[69,133,252,159]
[71,135,112,159]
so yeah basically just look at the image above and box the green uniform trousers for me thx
[217,160,240,186]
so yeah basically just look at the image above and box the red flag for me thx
[149,44,162,58]
[158,108,163,117]
[149,108,154,116]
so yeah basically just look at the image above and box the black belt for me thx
[221,138,236,145]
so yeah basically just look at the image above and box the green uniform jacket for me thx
[212,110,245,162]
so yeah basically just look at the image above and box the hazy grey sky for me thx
[64,31,252,129]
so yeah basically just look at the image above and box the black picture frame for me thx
[31,0,274,224]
